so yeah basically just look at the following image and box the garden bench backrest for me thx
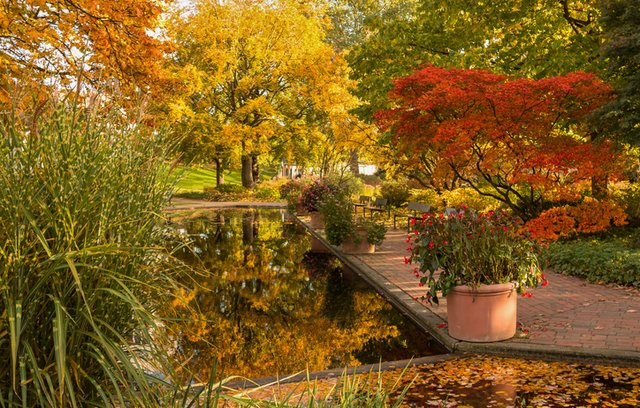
[372,197,388,208]
[358,195,371,204]
[407,202,431,215]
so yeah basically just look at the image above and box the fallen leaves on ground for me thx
[238,355,640,407]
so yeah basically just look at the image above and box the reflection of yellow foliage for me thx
[171,287,196,309]
[166,210,408,382]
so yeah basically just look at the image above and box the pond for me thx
[167,208,446,382]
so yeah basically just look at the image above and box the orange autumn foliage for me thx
[376,66,623,220]
[524,198,628,242]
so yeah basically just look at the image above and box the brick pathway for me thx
[304,223,640,365]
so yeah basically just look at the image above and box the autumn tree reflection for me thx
[166,209,437,382]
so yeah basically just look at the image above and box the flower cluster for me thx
[524,198,627,242]
[408,208,545,304]
[299,179,334,212]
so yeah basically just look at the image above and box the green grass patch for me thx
[171,165,276,192]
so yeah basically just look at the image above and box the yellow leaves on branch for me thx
[165,0,367,159]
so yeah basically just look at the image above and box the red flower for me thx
[428,241,435,250]
[410,218,416,225]
[404,256,410,264]
[521,292,533,298]
[541,273,549,287]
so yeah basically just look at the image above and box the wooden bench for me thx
[393,202,432,230]
[352,195,371,214]
[365,197,390,219]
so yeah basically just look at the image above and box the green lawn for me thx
[171,165,276,192]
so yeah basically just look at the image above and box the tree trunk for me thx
[349,148,360,175]
[241,154,254,188]
[251,154,260,183]
[214,157,223,186]
[589,132,608,199]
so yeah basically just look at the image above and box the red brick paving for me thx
[356,229,640,355]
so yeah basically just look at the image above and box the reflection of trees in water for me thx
[166,209,406,381]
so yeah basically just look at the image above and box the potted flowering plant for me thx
[408,208,547,342]
[299,180,335,228]
[320,196,387,253]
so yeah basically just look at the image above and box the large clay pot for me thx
[309,212,325,229]
[446,282,517,342]
[296,203,309,216]
[340,229,375,254]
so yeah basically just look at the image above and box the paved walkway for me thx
[300,219,640,366]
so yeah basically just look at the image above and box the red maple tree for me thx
[375,66,621,219]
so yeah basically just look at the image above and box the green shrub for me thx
[612,183,640,225]
[326,173,364,198]
[380,179,411,208]
[543,239,640,287]
[254,184,280,200]
[0,101,182,405]
[409,187,502,212]
[216,183,245,194]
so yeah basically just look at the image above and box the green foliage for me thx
[348,0,602,121]
[544,237,640,287]
[611,183,640,225]
[410,188,502,212]
[0,101,180,405]
[409,209,544,304]
[599,0,640,144]
[362,218,387,246]
[321,196,355,246]
[380,179,411,208]
[204,184,245,201]
[438,188,504,213]
[320,196,387,246]
[254,184,280,200]
[326,173,365,198]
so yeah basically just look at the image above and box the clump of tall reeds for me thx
[0,97,180,406]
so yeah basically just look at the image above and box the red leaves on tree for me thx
[375,66,621,218]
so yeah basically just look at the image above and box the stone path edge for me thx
[294,216,640,368]
[222,354,458,391]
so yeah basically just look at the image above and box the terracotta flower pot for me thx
[340,229,375,254]
[446,282,517,342]
[309,211,324,229]
[296,203,309,216]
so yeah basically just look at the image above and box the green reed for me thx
[0,99,180,407]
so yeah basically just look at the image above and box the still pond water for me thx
[167,208,445,381]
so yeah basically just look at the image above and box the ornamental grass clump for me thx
[408,208,546,304]
[0,99,184,406]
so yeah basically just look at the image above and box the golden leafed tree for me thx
[166,0,367,187]
[0,0,172,112]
